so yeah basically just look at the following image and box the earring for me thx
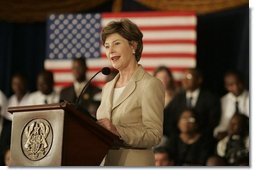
[132,49,135,54]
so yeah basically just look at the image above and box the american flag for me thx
[45,12,196,91]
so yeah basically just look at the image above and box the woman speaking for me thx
[96,19,165,166]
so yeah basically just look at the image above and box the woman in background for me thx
[154,66,177,107]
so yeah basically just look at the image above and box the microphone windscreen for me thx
[101,67,111,75]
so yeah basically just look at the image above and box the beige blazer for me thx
[97,66,165,166]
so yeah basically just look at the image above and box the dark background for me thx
[0,0,249,97]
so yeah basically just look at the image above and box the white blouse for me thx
[112,86,126,106]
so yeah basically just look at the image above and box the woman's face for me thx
[12,76,27,96]
[228,115,243,136]
[104,33,135,71]
[178,110,197,134]
[155,70,170,89]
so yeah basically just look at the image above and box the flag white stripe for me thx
[143,44,195,53]
[54,73,106,82]
[142,30,196,40]
[45,59,111,69]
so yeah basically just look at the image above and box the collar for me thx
[186,88,200,99]
[106,65,145,110]
[228,90,248,101]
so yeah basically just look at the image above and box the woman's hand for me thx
[97,118,120,136]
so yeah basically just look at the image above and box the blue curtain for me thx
[0,22,46,96]
[196,6,249,95]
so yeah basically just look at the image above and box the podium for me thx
[8,101,122,166]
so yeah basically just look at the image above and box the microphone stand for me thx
[75,70,102,106]
[74,67,111,121]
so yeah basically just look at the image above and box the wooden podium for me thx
[8,101,122,166]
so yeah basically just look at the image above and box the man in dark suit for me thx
[59,58,101,117]
[163,68,221,139]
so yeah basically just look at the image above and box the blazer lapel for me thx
[112,65,145,110]
[112,80,136,110]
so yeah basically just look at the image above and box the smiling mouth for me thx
[111,56,120,61]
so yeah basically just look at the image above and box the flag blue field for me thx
[45,12,196,91]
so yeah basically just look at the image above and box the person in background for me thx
[216,113,249,166]
[27,70,59,105]
[96,19,164,166]
[153,66,177,107]
[166,108,216,166]
[214,70,249,140]
[0,91,11,165]
[163,68,221,139]
[7,73,30,121]
[0,91,11,166]
[206,155,227,166]
[59,58,101,117]
[3,147,11,166]
[153,146,174,166]
[0,90,7,119]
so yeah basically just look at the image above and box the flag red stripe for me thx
[55,82,72,87]
[49,67,188,73]
[101,53,195,58]
[143,40,196,44]
[102,12,195,18]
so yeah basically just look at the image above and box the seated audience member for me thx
[214,70,249,140]
[60,58,101,117]
[206,155,227,166]
[7,73,30,120]
[153,66,177,107]
[216,113,249,166]
[153,146,174,166]
[28,70,59,105]
[0,115,11,165]
[164,68,221,139]
[3,147,11,166]
[166,108,216,166]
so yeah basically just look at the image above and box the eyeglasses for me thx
[180,117,196,123]
[185,73,193,80]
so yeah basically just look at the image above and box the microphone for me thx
[75,67,111,107]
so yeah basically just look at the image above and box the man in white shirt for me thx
[28,70,59,105]
[214,70,249,140]
[7,73,31,121]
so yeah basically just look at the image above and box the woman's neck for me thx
[116,64,139,88]
[180,132,200,144]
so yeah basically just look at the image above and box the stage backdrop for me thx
[44,11,196,91]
